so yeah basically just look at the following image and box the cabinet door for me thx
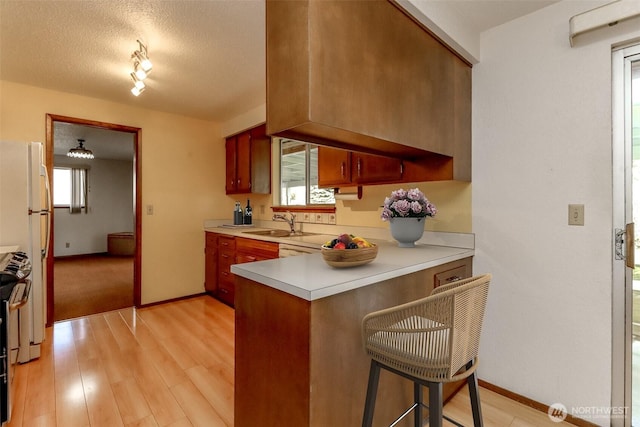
[318,146,351,187]
[352,153,402,184]
[225,136,238,193]
[204,233,218,293]
[250,124,271,194]
[236,131,252,193]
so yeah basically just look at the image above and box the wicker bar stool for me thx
[361,273,491,427]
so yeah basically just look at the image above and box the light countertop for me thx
[204,224,334,250]
[205,219,475,301]
[230,241,473,301]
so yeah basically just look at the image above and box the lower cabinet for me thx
[205,232,279,308]
[218,235,237,307]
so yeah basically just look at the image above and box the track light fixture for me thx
[129,39,152,96]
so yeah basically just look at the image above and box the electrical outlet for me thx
[568,204,584,226]
[65,242,70,248]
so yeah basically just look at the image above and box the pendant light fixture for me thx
[67,139,95,159]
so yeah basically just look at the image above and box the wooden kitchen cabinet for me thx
[351,152,402,184]
[225,124,271,195]
[318,146,402,187]
[266,0,471,181]
[317,147,351,187]
[217,235,237,306]
[236,238,279,263]
[204,232,218,294]
[207,232,279,308]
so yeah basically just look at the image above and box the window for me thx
[53,167,72,206]
[279,139,334,206]
[53,167,86,210]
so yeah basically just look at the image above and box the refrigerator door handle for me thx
[41,166,51,259]
[43,164,51,212]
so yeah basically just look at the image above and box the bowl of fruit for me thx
[321,234,378,268]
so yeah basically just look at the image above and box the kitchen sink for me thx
[243,229,319,238]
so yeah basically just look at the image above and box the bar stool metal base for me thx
[362,359,483,427]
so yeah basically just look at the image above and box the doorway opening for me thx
[45,114,142,324]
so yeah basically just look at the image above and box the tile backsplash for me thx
[296,212,335,224]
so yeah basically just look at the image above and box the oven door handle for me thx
[0,347,6,384]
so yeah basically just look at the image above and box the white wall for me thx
[53,155,134,256]
[472,1,640,424]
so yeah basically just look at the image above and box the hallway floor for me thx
[53,254,133,321]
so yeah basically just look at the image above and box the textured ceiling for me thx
[53,122,134,160]
[0,0,266,123]
[1,0,556,142]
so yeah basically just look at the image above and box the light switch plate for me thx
[568,204,584,226]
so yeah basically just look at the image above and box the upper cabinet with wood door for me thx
[225,124,271,194]
[266,0,471,181]
[318,146,402,187]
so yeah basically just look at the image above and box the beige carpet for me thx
[53,254,134,321]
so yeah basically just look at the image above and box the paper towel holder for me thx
[334,186,362,200]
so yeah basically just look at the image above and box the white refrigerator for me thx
[0,141,50,363]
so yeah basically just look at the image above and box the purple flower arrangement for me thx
[381,188,437,221]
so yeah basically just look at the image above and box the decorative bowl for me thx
[320,244,378,268]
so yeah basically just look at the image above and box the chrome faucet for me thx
[272,211,296,234]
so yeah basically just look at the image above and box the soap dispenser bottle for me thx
[234,202,243,225]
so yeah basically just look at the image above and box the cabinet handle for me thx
[219,288,229,294]
[222,254,230,258]
[340,162,345,178]
[357,158,362,178]
[246,256,256,262]
[446,275,462,283]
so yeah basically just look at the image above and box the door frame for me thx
[612,44,640,427]
[44,114,142,326]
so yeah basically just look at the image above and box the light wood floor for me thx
[7,295,571,427]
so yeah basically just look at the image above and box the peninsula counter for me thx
[231,241,474,427]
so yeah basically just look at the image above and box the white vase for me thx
[389,217,425,248]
